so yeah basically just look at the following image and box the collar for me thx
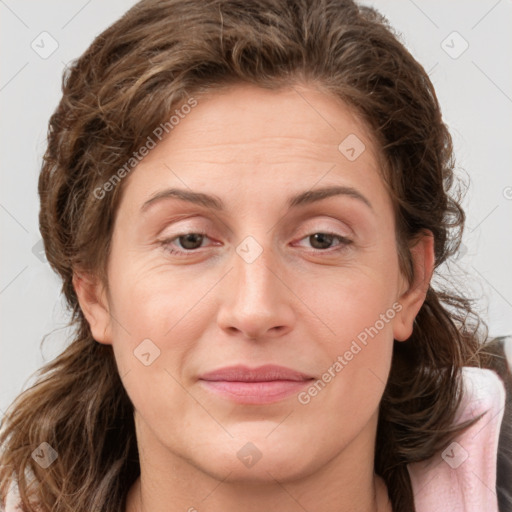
[408,367,506,512]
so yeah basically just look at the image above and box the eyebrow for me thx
[140,185,373,213]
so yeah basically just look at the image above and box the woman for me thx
[0,1,510,511]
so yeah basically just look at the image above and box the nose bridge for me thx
[217,234,295,339]
[234,236,283,311]
[235,242,277,303]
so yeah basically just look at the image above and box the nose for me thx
[216,243,296,341]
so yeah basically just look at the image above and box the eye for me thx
[160,231,212,257]
[159,231,352,258]
[295,232,353,252]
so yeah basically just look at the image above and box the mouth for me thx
[198,364,315,405]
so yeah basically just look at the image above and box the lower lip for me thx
[199,379,312,404]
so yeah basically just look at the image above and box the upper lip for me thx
[199,364,313,382]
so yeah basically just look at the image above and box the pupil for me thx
[180,234,203,249]
[311,233,333,249]
[178,233,334,251]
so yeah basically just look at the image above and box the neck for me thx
[126,411,392,512]
[127,475,391,512]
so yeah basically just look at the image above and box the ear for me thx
[393,231,435,342]
[73,271,113,345]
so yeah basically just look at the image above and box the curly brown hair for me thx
[1,1,509,511]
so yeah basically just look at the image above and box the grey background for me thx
[1,0,511,415]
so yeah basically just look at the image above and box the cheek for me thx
[105,271,204,433]
[297,267,398,417]
[320,283,396,391]
[300,258,401,334]
[298,304,395,448]
[108,259,214,334]
[105,259,231,410]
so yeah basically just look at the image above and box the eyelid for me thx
[156,216,356,257]
[293,231,353,250]
[294,218,354,240]
[158,234,212,259]
[156,215,212,235]
[159,230,353,260]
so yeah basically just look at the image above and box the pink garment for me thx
[408,367,506,512]
[2,367,506,511]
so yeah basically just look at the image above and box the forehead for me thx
[166,83,374,152]
[116,83,390,217]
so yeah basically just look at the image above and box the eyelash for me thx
[160,231,353,258]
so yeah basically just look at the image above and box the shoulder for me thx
[1,480,23,512]
[408,366,506,512]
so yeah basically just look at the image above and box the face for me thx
[76,83,431,484]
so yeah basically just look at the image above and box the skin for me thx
[74,83,434,512]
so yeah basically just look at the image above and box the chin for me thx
[190,432,321,484]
